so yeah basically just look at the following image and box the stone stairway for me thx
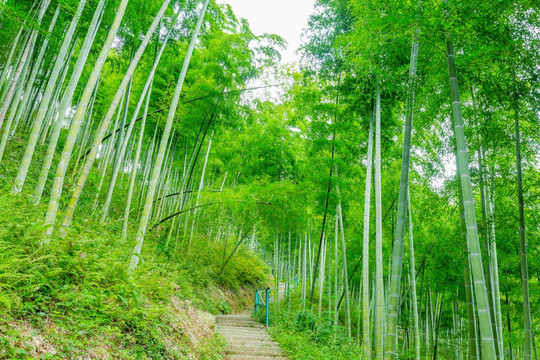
[216,311,287,360]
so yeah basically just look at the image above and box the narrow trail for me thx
[216,311,287,360]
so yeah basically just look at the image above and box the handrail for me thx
[254,275,299,327]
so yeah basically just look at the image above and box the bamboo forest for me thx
[0,0,538,358]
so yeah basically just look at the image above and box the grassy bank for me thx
[0,194,270,359]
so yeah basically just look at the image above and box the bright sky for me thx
[217,0,317,64]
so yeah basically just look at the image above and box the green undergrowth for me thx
[0,193,270,359]
[260,296,361,360]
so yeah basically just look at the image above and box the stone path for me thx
[216,311,287,360]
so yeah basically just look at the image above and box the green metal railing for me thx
[254,275,299,327]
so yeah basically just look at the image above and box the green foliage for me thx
[266,300,360,360]
[0,195,266,358]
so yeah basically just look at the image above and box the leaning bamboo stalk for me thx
[59,0,171,233]
[44,0,131,236]
[0,0,51,131]
[32,0,105,203]
[123,78,153,238]
[488,180,504,358]
[445,33,496,358]
[13,0,87,193]
[385,30,419,360]
[337,197,351,337]
[0,23,25,95]
[0,6,61,163]
[129,0,210,270]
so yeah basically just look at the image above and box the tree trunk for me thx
[130,0,210,270]
[59,0,171,234]
[408,190,421,360]
[0,0,51,131]
[374,81,384,360]
[101,21,175,222]
[361,104,374,358]
[337,197,351,337]
[445,32,496,358]
[514,101,533,360]
[385,31,419,360]
[13,0,87,193]
[44,0,132,236]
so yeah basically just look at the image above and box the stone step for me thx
[217,319,256,324]
[226,344,281,351]
[217,320,261,324]
[226,341,281,348]
[216,316,253,321]
[221,336,274,343]
[226,349,283,357]
[220,332,272,339]
[219,328,269,334]
[216,312,287,360]
[217,324,265,328]
[226,341,278,348]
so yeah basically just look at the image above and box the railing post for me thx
[265,287,270,328]
[254,290,259,316]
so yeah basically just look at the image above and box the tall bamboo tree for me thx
[361,106,374,359]
[12,0,88,193]
[130,0,210,270]
[100,17,176,223]
[44,0,131,235]
[0,0,51,131]
[514,101,533,360]
[385,31,419,360]
[445,32,496,358]
[60,0,171,232]
[32,0,106,203]
[374,81,384,360]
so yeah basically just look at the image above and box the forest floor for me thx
[0,193,270,359]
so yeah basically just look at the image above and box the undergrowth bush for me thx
[263,295,361,360]
[0,194,269,358]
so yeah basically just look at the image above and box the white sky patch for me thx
[216,1,316,104]
[218,0,316,65]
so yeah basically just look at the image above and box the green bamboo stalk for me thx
[408,191,421,360]
[92,102,122,210]
[445,33,496,358]
[15,6,62,123]
[374,81,384,360]
[187,133,213,247]
[0,23,25,95]
[0,0,51,131]
[385,29,419,359]
[514,102,533,360]
[60,0,171,233]
[44,0,131,236]
[485,163,504,359]
[476,112,500,360]
[0,6,60,163]
[337,197,351,337]
[32,0,105,203]
[129,0,210,270]
[40,34,78,146]
[318,236,326,317]
[362,106,374,359]
[454,138,479,360]
[12,0,87,193]
[123,78,153,239]
[334,214,339,337]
